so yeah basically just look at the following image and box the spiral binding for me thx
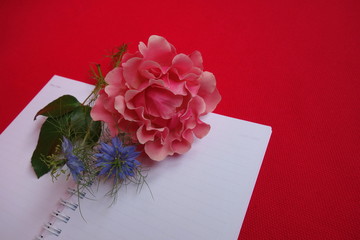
[60,199,79,211]
[51,210,70,223]
[36,187,86,239]
[43,223,62,236]
[67,188,86,199]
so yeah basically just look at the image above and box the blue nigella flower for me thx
[62,136,85,181]
[95,137,141,181]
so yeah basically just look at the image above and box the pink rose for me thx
[91,35,221,161]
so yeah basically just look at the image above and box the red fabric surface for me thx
[1,1,359,239]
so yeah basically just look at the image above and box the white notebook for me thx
[0,75,271,240]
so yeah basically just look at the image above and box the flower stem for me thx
[82,64,106,105]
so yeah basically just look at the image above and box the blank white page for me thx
[0,76,271,240]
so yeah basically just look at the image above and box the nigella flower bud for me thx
[61,137,85,181]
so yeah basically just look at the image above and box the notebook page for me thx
[57,118,271,238]
[0,76,94,239]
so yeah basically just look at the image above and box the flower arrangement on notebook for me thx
[31,35,221,199]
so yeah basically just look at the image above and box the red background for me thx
[1,0,359,239]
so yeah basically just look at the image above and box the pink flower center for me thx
[132,86,183,119]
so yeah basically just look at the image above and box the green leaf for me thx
[31,117,64,178]
[34,95,81,120]
[31,105,101,178]
[69,106,101,144]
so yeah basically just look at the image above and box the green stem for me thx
[81,121,92,146]
[82,64,105,105]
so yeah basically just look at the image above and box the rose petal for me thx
[125,89,142,109]
[114,95,126,114]
[189,50,203,69]
[193,120,210,138]
[144,140,173,161]
[136,124,156,144]
[172,139,191,154]
[181,96,206,121]
[185,81,200,96]
[143,87,183,119]
[139,35,176,67]
[139,60,164,79]
[172,54,202,82]
[122,57,144,89]
[117,118,140,140]
[181,71,202,81]
[202,88,222,114]
[91,91,115,124]
[198,71,216,95]
[197,71,221,113]
[183,130,194,148]
[104,67,125,97]
[172,53,193,76]
[122,51,142,63]
[161,73,187,96]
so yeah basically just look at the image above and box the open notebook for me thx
[0,76,271,240]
